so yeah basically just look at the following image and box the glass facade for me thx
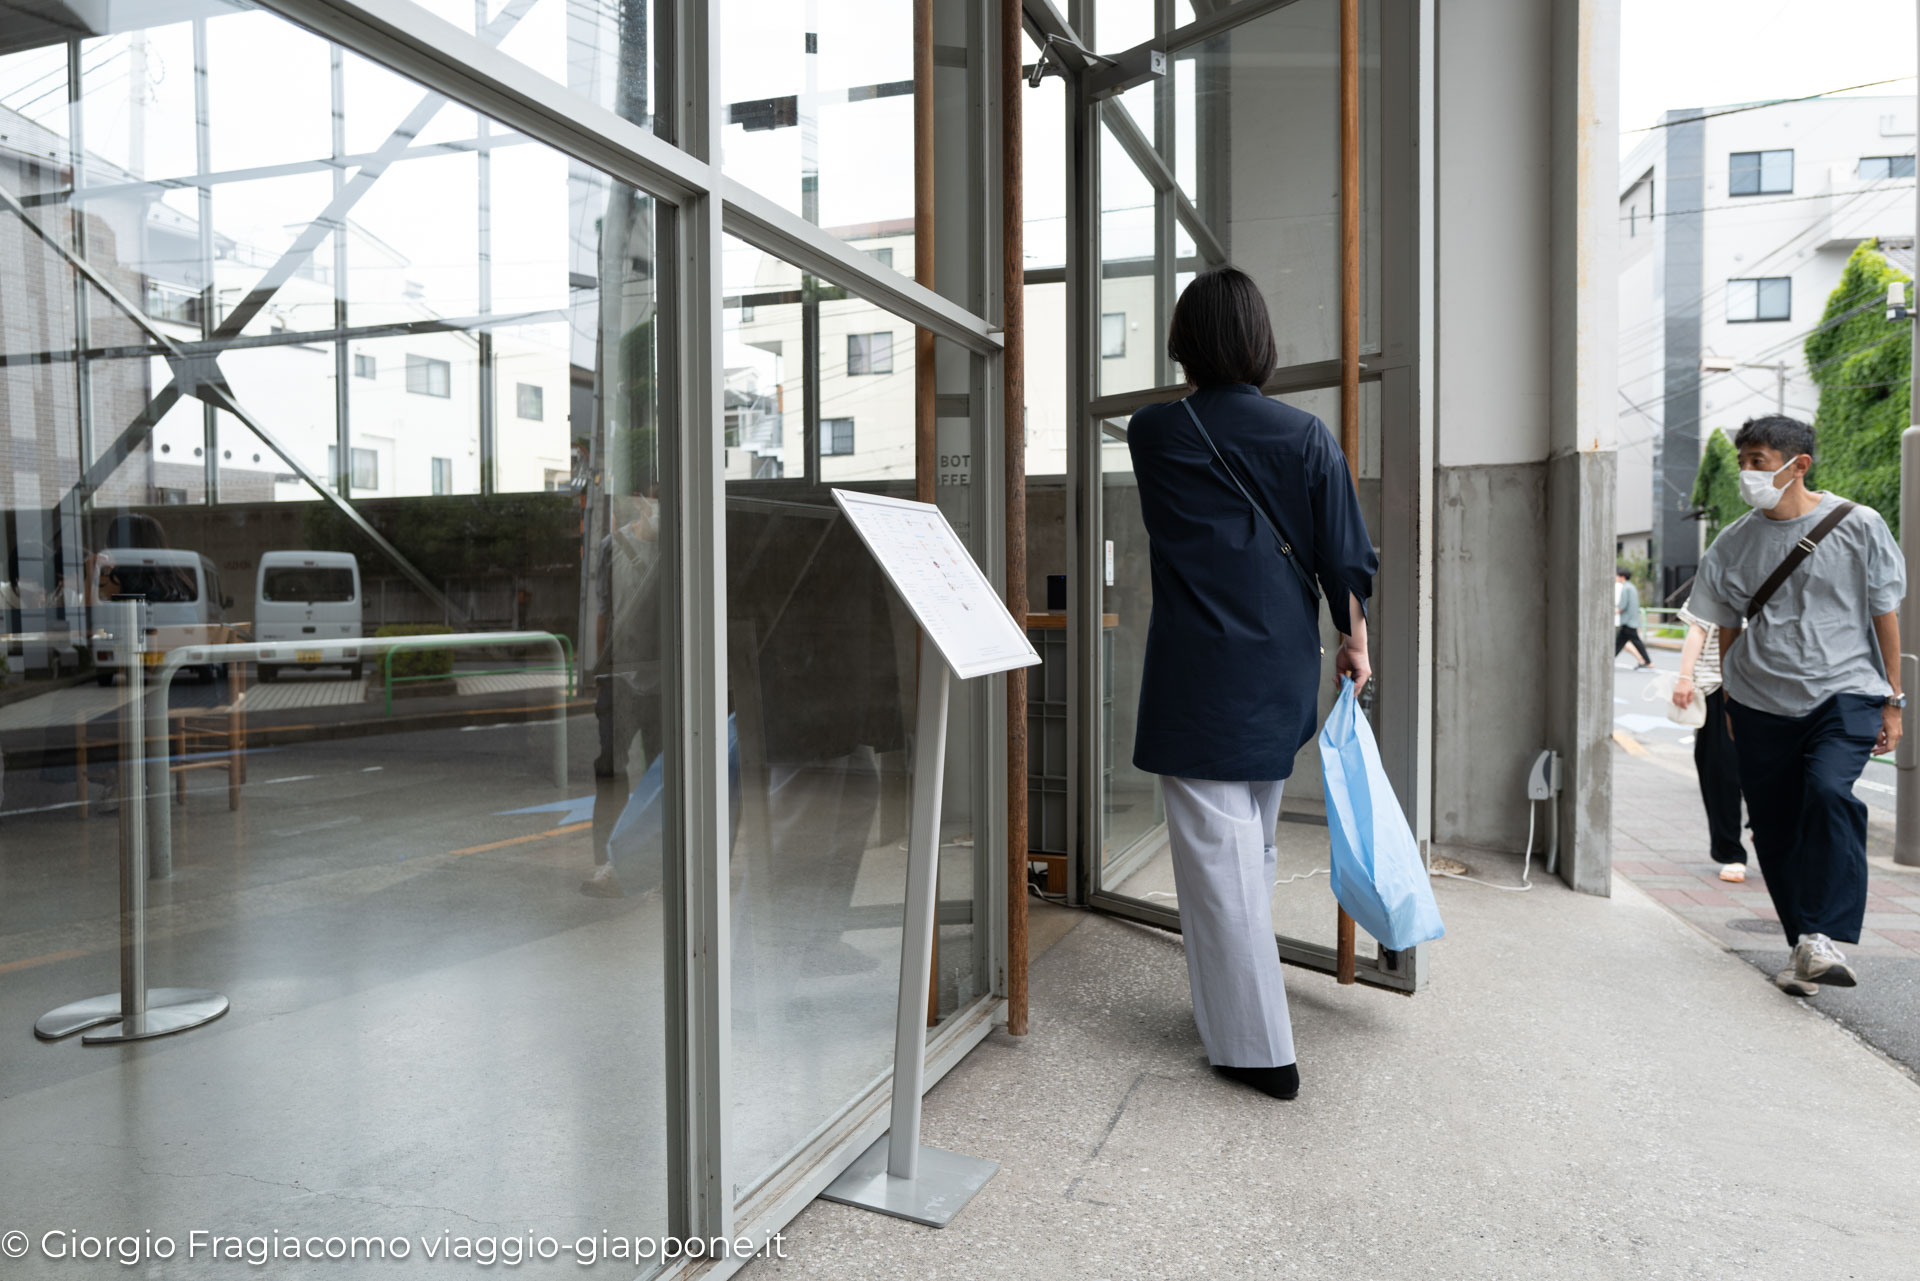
[1,0,689,1256]
[1,0,1010,1265]
[3,0,1423,1268]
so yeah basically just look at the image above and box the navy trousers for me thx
[1695,688,1747,865]
[1725,693,1881,946]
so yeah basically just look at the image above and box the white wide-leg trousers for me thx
[1161,776,1296,1069]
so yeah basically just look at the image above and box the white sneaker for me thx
[1773,967,1819,997]
[1791,933,1858,988]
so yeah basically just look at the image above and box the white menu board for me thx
[831,489,1041,681]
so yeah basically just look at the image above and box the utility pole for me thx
[1698,356,1787,414]
[1896,9,1920,867]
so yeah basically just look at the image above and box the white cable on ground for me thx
[1432,800,1536,892]
[1142,866,1325,900]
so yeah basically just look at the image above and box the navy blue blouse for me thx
[1127,383,1378,781]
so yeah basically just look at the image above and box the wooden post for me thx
[915,0,941,1028]
[1336,0,1360,987]
[1002,0,1030,1036]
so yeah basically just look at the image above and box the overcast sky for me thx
[1621,0,1916,153]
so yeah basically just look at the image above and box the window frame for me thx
[1858,155,1916,181]
[349,446,380,490]
[846,331,895,376]
[1727,275,1792,323]
[405,353,452,398]
[820,416,855,456]
[1729,149,1793,197]
[515,382,544,420]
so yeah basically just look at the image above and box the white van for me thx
[90,549,230,685]
[255,551,363,682]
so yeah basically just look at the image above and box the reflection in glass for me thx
[1099,0,1382,394]
[723,235,984,1197]
[0,5,678,1258]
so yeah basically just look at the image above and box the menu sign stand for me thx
[818,491,1040,1227]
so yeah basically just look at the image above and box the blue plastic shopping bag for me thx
[607,714,740,894]
[1317,678,1444,951]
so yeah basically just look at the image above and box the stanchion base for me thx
[819,1136,997,1227]
[35,989,229,1043]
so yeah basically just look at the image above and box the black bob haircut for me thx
[1167,266,1278,388]
[1734,414,1816,464]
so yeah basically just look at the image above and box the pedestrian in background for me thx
[1615,568,1653,668]
[1671,596,1748,880]
[1687,415,1905,999]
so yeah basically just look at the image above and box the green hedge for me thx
[375,624,456,679]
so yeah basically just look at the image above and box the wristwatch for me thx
[1889,692,1909,709]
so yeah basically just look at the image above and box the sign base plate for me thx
[819,1136,997,1228]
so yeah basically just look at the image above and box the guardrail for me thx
[148,631,574,879]
[381,632,574,716]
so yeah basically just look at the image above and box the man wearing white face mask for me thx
[1687,415,1906,999]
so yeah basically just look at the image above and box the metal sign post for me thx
[36,601,230,1043]
[818,490,1041,1228]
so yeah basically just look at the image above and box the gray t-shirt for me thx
[1615,580,1643,630]
[1688,492,1905,718]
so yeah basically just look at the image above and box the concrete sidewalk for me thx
[1610,704,1920,1073]
[742,856,1920,1280]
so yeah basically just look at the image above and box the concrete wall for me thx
[1433,0,1617,891]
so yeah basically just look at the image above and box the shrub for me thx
[375,624,455,679]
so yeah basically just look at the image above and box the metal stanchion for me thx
[820,638,999,1225]
[35,601,229,1043]
[1895,428,1920,866]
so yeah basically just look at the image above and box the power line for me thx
[1624,182,1914,222]
[1614,173,1911,360]
[1624,77,1916,134]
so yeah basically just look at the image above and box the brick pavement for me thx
[1610,726,1920,960]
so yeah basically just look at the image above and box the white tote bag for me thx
[1642,672,1707,728]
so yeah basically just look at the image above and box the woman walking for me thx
[1127,267,1378,1101]
[1672,598,1749,879]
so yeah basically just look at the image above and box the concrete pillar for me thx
[1433,0,1617,893]
[1546,0,1620,893]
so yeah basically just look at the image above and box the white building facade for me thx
[1618,94,1915,593]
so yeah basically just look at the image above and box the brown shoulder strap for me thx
[1744,499,1856,622]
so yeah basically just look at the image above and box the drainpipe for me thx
[1003,0,1030,1035]
[1336,0,1360,983]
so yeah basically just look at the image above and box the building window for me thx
[330,445,380,489]
[353,353,376,379]
[1858,155,1917,181]
[821,417,855,456]
[431,457,453,495]
[544,468,572,492]
[866,246,894,270]
[516,382,544,420]
[847,332,893,376]
[1101,312,1127,358]
[740,304,756,322]
[1727,277,1791,323]
[405,353,451,397]
[1729,149,1793,196]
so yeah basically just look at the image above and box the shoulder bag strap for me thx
[1179,398,1321,600]
[1727,499,1856,649]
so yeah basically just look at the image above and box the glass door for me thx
[1067,0,1421,992]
